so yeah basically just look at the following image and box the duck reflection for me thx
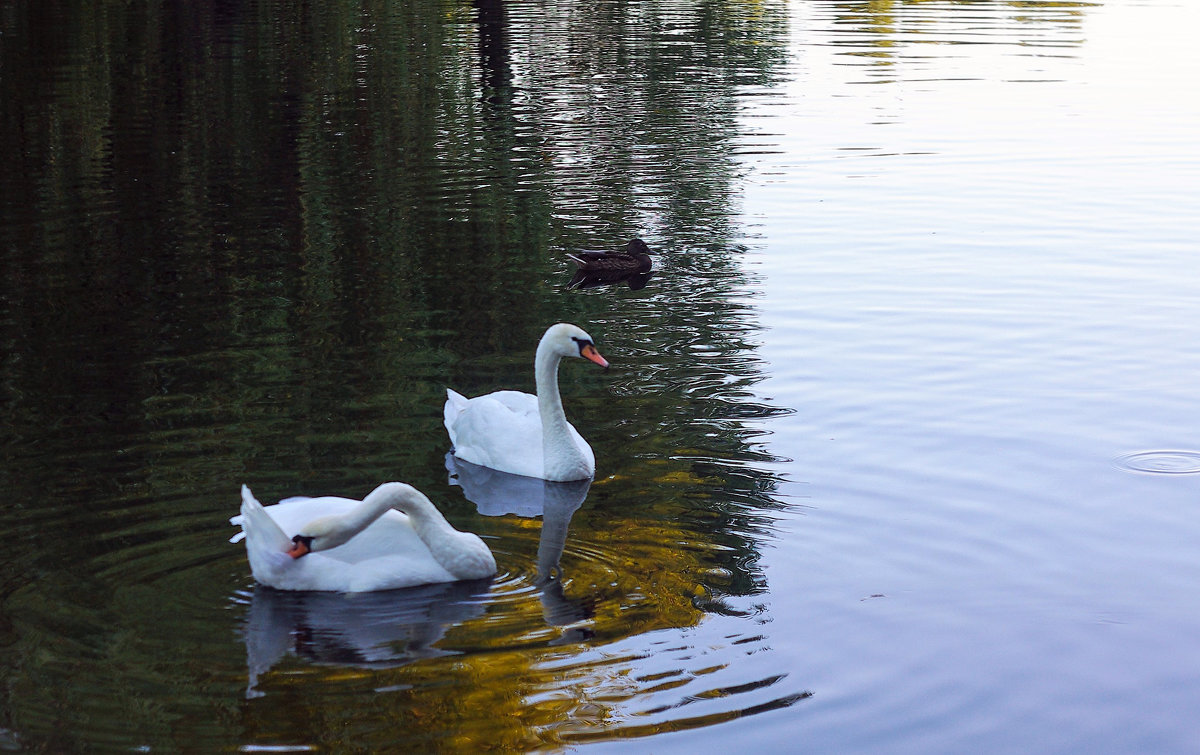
[567,268,654,291]
[239,578,491,698]
[446,454,595,641]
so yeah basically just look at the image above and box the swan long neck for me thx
[322,492,402,548]
[391,489,485,577]
[535,339,586,475]
[393,489,456,543]
[319,486,462,557]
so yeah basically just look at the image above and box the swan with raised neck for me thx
[444,323,609,481]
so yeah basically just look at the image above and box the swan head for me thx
[286,482,422,558]
[543,323,609,369]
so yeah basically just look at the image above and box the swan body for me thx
[230,482,496,592]
[566,238,653,274]
[444,322,608,481]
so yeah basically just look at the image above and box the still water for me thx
[2,0,1199,751]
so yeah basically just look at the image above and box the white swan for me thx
[444,322,609,481]
[230,482,496,592]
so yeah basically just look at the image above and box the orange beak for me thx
[581,343,609,369]
[286,540,311,559]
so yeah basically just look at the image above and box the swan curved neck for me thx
[535,341,586,477]
[535,340,567,425]
[324,493,402,548]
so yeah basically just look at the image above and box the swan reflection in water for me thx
[238,462,595,697]
[447,453,595,642]
[239,577,492,697]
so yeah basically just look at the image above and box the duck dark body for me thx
[566,239,653,274]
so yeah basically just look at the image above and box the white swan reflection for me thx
[239,578,491,698]
[237,459,596,698]
[447,453,595,640]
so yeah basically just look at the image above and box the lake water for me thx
[2,0,1199,751]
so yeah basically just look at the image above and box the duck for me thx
[230,482,496,592]
[444,322,608,481]
[566,238,653,274]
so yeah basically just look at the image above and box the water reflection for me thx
[566,268,655,291]
[447,455,596,641]
[0,0,799,748]
[820,0,1094,75]
[240,579,492,699]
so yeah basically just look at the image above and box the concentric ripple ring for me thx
[1117,450,1200,474]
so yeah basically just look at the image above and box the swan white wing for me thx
[485,390,541,416]
[447,390,547,479]
[566,424,595,470]
[231,494,363,539]
[277,496,314,506]
[344,554,459,592]
[324,518,494,588]
[313,509,427,565]
[271,551,457,592]
[482,390,593,476]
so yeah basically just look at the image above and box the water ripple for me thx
[1117,450,1200,475]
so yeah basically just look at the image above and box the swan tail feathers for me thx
[239,485,292,555]
[444,388,469,446]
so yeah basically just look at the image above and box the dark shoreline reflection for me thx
[0,0,800,747]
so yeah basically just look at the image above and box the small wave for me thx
[1117,450,1200,475]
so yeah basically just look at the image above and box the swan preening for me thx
[231,482,496,592]
[444,323,608,482]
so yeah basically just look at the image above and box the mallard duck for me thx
[444,323,608,481]
[566,239,653,274]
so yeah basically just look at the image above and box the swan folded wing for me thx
[312,509,425,565]
[567,423,596,470]
[273,520,460,592]
[236,490,360,553]
[449,391,545,478]
[344,555,459,593]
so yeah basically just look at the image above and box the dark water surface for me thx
[3,0,1200,751]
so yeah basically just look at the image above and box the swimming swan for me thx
[444,322,609,481]
[230,482,496,592]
